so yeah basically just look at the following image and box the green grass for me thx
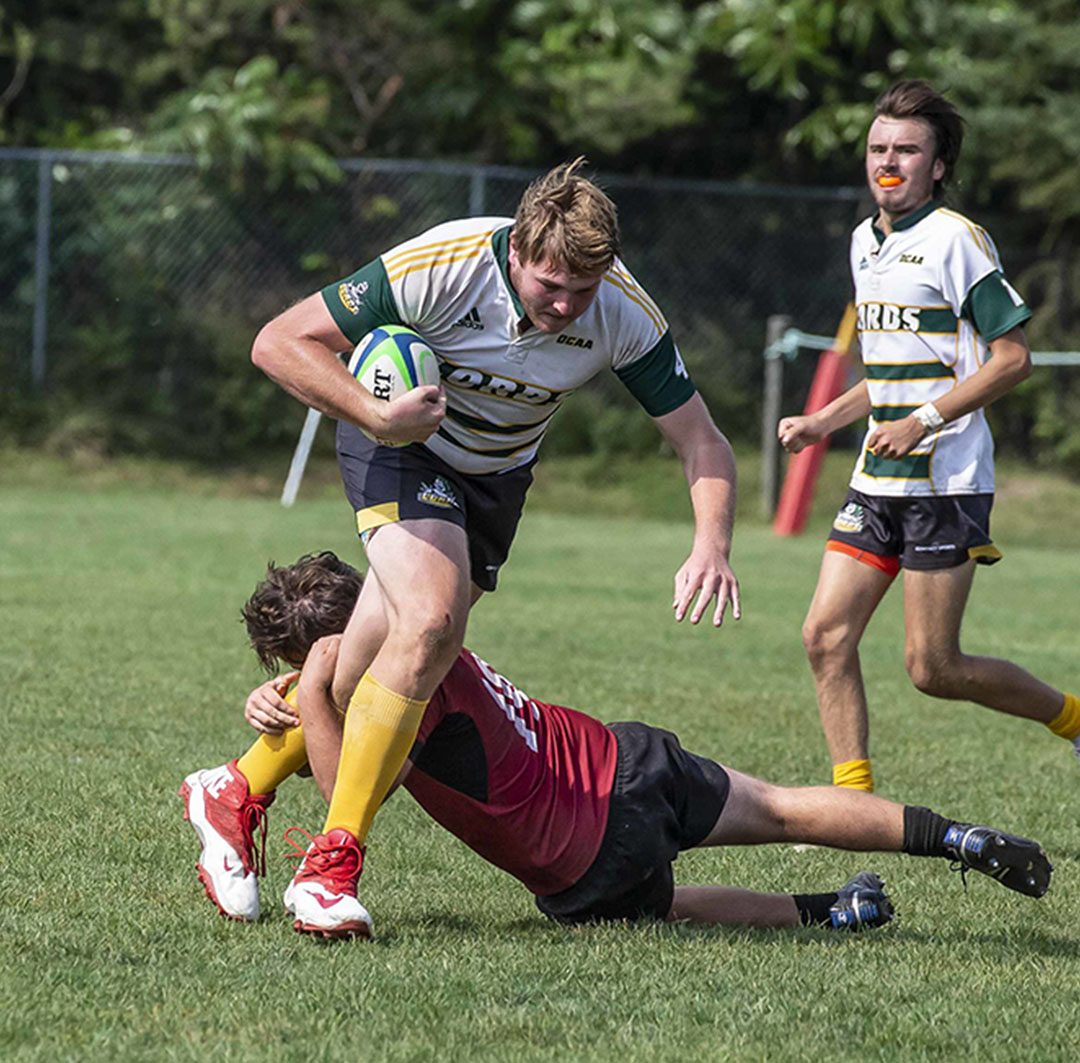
[2,451,1080,1061]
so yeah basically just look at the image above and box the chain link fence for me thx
[2,147,873,460]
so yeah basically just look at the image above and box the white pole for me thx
[760,314,790,519]
[280,407,324,507]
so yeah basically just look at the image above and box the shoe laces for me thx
[241,798,270,878]
[284,827,363,894]
[949,861,970,892]
[945,825,989,891]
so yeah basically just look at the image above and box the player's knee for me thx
[905,649,957,697]
[393,603,465,670]
[802,616,855,670]
[419,608,465,664]
[757,783,795,838]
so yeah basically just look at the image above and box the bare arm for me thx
[294,637,346,803]
[653,393,741,627]
[866,326,1032,459]
[251,294,446,445]
[778,380,871,454]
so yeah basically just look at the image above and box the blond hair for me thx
[512,157,620,275]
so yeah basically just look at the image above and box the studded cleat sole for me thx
[945,826,1052,898]
[291,917,373,941]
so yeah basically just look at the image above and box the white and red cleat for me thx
[179,760,274,921]
[283,827,373,940]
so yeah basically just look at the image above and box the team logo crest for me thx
[417,477,460,510]
[337,280,369,315]
[833,502,865,534]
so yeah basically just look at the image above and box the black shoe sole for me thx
[968,833,1052,898]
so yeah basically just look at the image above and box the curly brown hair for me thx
[241,552,363,672]
[873,80,965,198]
[512,156,620,275]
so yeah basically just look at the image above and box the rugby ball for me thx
[347,325,441,446]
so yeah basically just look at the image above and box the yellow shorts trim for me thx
[356,501,400,536]
[969,543,1003,565]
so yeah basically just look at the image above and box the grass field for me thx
[3,450,1080,1061]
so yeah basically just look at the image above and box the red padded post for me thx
[773,305,858,537]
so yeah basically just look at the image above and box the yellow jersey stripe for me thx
[939,209,991,257]
[610,266,664,322]
[386,245,486,283]
[603,273,665,336]
[383,232,491,274]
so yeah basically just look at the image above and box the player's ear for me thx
[932,157,946,183]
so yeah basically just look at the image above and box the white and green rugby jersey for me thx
[849,202,1031,497]
[321,216,694,474]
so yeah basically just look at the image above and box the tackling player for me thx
[778,80,1080,792]
[180,553,1051,939]
[248,160,741,933]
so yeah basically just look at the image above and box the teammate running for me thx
[248,160,741,933]
[180,553,1051,939]
[777,80,1080,792]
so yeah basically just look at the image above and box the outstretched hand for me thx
[673,548,742,628]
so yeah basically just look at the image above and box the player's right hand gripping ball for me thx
[348,325,441,447]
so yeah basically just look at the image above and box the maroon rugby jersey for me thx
[403,650,618,896]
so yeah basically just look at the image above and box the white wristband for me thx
[911,402,945,432]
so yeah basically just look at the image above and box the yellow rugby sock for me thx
[235,688,309,796]
[832,758,874,792]
[323,672,428,843]
[1047,692,1080,742]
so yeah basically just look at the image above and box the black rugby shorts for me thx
[336,422,534,592]
[826,488,1001,575]
[535,722,730,924]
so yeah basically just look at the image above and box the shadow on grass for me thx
[685,922,1080,960]
[375,909,1080,961]
[878,925,1080,960]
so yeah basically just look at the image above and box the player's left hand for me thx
[866,416,927,460]
[673,549,742,628]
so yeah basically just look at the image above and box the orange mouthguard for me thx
[877,175,903,188]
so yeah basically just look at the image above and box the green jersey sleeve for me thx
[320,258,403,344]
[961,271,1032,341]
[614,331,696,417]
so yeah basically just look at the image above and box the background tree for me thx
[5,0,1080,472]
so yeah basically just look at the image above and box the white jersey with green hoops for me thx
[848,202,1031,497]
[321,216,694,475]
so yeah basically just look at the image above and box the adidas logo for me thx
[453,307,484,330]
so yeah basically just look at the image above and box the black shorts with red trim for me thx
[336,422,535,592]
[535,722,730,925]
[826,488,1001,575]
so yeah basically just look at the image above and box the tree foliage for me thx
[4,0,1078,222]
[5,0,1080,471]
